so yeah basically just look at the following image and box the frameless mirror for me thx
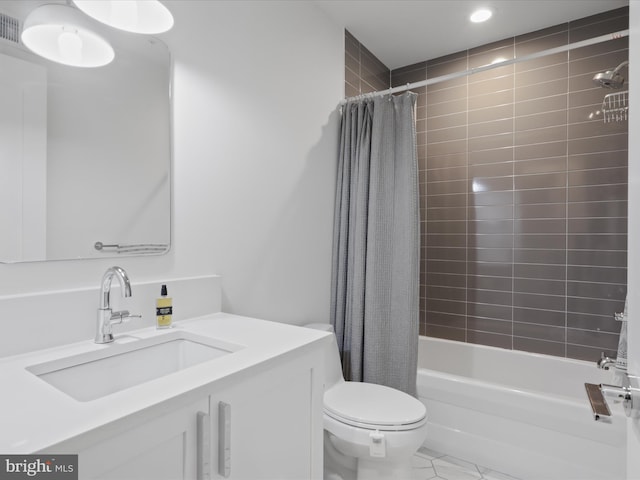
[0,0,171,263]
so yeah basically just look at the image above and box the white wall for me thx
[0,1,343,330]
[165,1,343,324]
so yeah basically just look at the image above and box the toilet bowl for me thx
[306,323,428,480]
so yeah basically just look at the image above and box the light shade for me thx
[21,4,114,68]
[72,1,174,34]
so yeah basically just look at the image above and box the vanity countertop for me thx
[0,313,330,454]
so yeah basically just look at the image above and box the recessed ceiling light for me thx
[470,8,492,23]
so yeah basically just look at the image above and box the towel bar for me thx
[94,242,169,254]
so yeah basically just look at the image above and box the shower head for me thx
[593,61,629,89]
[593,71,625,89]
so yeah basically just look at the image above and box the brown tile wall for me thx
[389,8,628,361]
[345,30,390,97]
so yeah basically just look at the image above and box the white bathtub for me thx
[417,336,627,480]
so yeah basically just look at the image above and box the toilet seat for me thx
[324,382,427,431]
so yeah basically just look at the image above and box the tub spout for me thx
[597,352,616,370]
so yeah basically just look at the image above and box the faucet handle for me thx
[110,310,142,324]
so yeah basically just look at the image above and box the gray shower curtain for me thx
[330,92,419,396]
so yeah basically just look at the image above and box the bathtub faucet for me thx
[597,352,616,370]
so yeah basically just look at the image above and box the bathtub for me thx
[417,336,626,480]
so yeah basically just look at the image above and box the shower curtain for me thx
[330,92,419,396]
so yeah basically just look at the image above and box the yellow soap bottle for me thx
[156,284,173,329]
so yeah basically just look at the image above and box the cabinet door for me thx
[210,355,323,480]
[76,398,209,480]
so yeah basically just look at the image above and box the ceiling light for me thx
[470,8,492,23]
[72,1,174,34]
[21,4,115,68]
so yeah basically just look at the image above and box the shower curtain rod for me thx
[341,29,629,104]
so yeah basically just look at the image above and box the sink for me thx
[26,331,243,402]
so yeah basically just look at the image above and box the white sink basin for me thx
[26,331,243,402]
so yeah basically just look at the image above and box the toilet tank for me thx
[305,323,345,390]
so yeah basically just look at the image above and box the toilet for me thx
[306,323,428,480]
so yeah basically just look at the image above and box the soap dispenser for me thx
[156,284,173,329]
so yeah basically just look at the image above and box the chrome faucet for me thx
[95,266,141,344]
[597,352,617,370]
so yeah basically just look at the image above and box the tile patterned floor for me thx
[412,447,521,480]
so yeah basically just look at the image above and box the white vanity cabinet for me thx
[43,334,324,480]
[2,315,328,479]
[68,397,210,480]
[207,348,323,480]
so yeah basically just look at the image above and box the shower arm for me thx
[613,61,629,74]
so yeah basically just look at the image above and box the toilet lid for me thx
[324,382,426,429]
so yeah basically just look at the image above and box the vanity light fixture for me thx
[72,1,174,34]
[21,4,114,68]
[470,8,493,23]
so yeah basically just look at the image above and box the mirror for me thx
[0,1,171,263]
